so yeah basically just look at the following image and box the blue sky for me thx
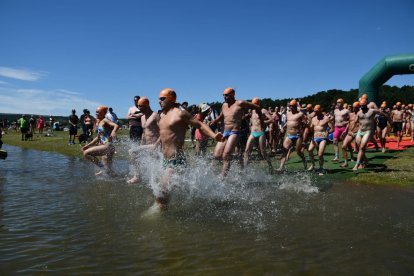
[0,0,413,116]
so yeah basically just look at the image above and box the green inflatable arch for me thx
[359,53,414,104]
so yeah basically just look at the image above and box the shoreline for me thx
[2,130,414,188]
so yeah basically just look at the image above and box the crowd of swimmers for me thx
[76,88,413,212]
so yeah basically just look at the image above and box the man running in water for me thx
[153,88,223,211]
[127,97,160,184]
[332,98,350,161]
[243,97,273,173]
[376,102,391,153]
[391,102,404,149]
[307,105,333,175]
[353,99,389,171]
[211,88,264,177]
[340,102,360,167]
[276,99,307,171]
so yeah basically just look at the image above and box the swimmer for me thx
[307,105,333,174]
[376,103,391,153]
[276,99,307,171]
[332,98,350,161]
[391,102,404,149]
[151,88,223,211]
[82,106,120,175]
[340,102,360,167]
[352,99,389,171]
[127,97,160,184]
[210,88,265,177]
[243,97,274,173]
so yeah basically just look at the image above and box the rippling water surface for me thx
[0,145,413,274]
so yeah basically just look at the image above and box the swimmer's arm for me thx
[374,110,392,124]
[105,119,119,139]
[82,136,99,151]
[186,113,223,141]
[240,101,266,129]
[127,108,143,120]
[210,112,223,126]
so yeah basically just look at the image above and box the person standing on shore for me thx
[29,115,36,134]
[68,109,79,145]
[127,96,144,143]
[49,115,55,133]
[105,107,119,125]
[18,115,29,141]
[37,116,45,134]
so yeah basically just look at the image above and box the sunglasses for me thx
[159,97,167,101]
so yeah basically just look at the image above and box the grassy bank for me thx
[2,129,414,188]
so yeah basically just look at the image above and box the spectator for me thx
[29,115,36,134]
[105,107,119,125]
[127,96,143,142]
[84,110,95,143]
[68,109,79,145]
[37,116,45,134]
[18,115,29,141]
[49,115,55,132]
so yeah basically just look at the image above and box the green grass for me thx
[3,129,414,188]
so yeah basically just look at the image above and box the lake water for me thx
[0,145,413,274]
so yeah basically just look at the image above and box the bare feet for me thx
[307,165,314,171]
[127,176,140,184]
[340,162,348,168]
[331,157,339,162]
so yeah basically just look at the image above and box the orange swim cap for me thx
[252,97,261,105]
[306,104,313,109]
[361,94,368,99]
[360,99,368,106]
[138,97,150,107]
[159,88,177,103]
[380,103,386,108]
[289,99,297,106]
[353,101,360,108]
[96,106,108,116]
[313,104,321,111]
[337,98,344,104]
[223,87,235,95]
[396,102,402,106]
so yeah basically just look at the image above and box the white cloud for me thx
[0,67,47,81]
[0,80,9,85]
[0,86,102,116]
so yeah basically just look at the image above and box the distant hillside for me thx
[206,85,414,112]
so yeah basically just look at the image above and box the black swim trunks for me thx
[130,125,143,142]
[393,122,403,132]
[162,157,187,169]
